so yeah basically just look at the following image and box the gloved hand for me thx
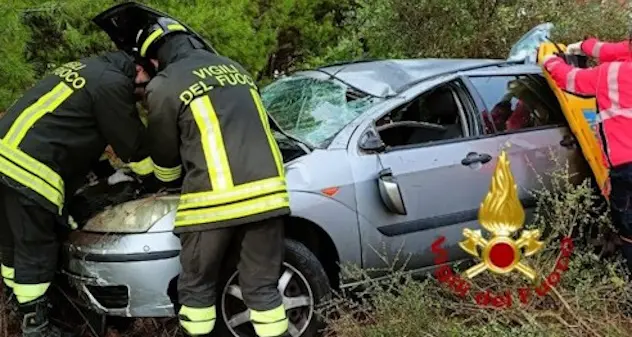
[565,41,585,55]
[107,168,136,185]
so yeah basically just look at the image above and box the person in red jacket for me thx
[566,37,632,62]
[542,47,632,274]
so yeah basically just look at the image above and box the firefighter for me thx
[0,50,153,337]
[133,18,290,337]
[541,46,632,275]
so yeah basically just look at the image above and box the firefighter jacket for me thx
[0,51,152,218]
[144,34,289,232]
[544,55,632,168]
[581,38,632,62]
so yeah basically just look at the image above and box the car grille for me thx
[85,285,129,309]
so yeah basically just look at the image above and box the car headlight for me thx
[82,195,179,233]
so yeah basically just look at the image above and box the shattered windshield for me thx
[261,75,380,148]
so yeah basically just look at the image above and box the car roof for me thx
[291,59,543,97]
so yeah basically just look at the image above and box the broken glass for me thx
[261,75,380,148]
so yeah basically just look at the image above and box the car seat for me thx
[405,88,462,144]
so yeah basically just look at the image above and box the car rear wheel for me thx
[217,239,331,337]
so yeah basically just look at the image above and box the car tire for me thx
[216,239,331,337]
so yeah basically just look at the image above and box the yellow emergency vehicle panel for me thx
[537,42,609,198]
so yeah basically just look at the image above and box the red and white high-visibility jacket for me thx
[581,38,632,62]
[543,54,632,168]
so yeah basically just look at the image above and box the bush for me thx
[310,0,631,64]
[322,153,632,337]
[0,0,353,111]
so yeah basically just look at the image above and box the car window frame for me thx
[462,73,567,138]
[357,78,481,154]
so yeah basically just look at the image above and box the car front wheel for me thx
[217,239,331,337]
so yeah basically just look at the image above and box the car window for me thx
[375,83,467,148]
[469,74,565,135]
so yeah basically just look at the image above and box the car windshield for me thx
[261,75,380,148]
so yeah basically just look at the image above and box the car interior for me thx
[375,83,469,148]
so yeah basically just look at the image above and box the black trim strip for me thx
[72,250,180,262]
[377,198,536,237]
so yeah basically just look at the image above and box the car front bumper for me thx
[62,230,181,317]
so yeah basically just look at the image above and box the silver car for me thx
[61,27,591,336]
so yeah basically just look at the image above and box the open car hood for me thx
[91,1,218,55]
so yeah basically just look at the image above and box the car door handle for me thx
[560,135,577,148]
[461,152,492,166]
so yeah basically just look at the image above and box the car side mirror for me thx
[377,168,407,215]
[359,129,386,153]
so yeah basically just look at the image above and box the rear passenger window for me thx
[469,74,565,135]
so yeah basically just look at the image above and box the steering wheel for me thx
[376,120,448,132]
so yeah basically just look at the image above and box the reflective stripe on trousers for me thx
[0,140,65,214]
[179,305,216,335]
[1,264,15,288]
[251,304,289,337]
[13,282,50,304]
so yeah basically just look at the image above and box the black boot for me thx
[19,297,75,337]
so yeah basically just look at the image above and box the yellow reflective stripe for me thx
[175,192,289,227]
[2,264,15,288]
[128,157,154,176]
[140,28,164,57]
[0,140,64,195]
[178,177,286,210]
[250,305,289,337]
[0,145,64,214]
[4,82,74,146]
[250,89,285,177]
[154,163,182,182]
[14,282,50,304]
[167,24,187,32]
[1,265,14,279]
[68,216,78,230]
[179,305,216,335]
[3,279,15,288]
[190,96,234,190]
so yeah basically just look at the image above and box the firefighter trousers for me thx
[0,184,61,304]
[177,216,288,337]
[610,163,632,273]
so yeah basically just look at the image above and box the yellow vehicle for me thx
[509,23,609,198]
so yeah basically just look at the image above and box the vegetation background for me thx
[1,0,631,111]
[1,0,632,336]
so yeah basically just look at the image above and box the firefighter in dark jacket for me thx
[133,18,290,337]
[0,50,152,337]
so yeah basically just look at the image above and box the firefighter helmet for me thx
[134,17,189,59]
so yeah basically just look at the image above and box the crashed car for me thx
[61,25,594,337]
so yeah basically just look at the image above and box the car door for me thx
[463,71,589,193]
[350,77,516,274]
